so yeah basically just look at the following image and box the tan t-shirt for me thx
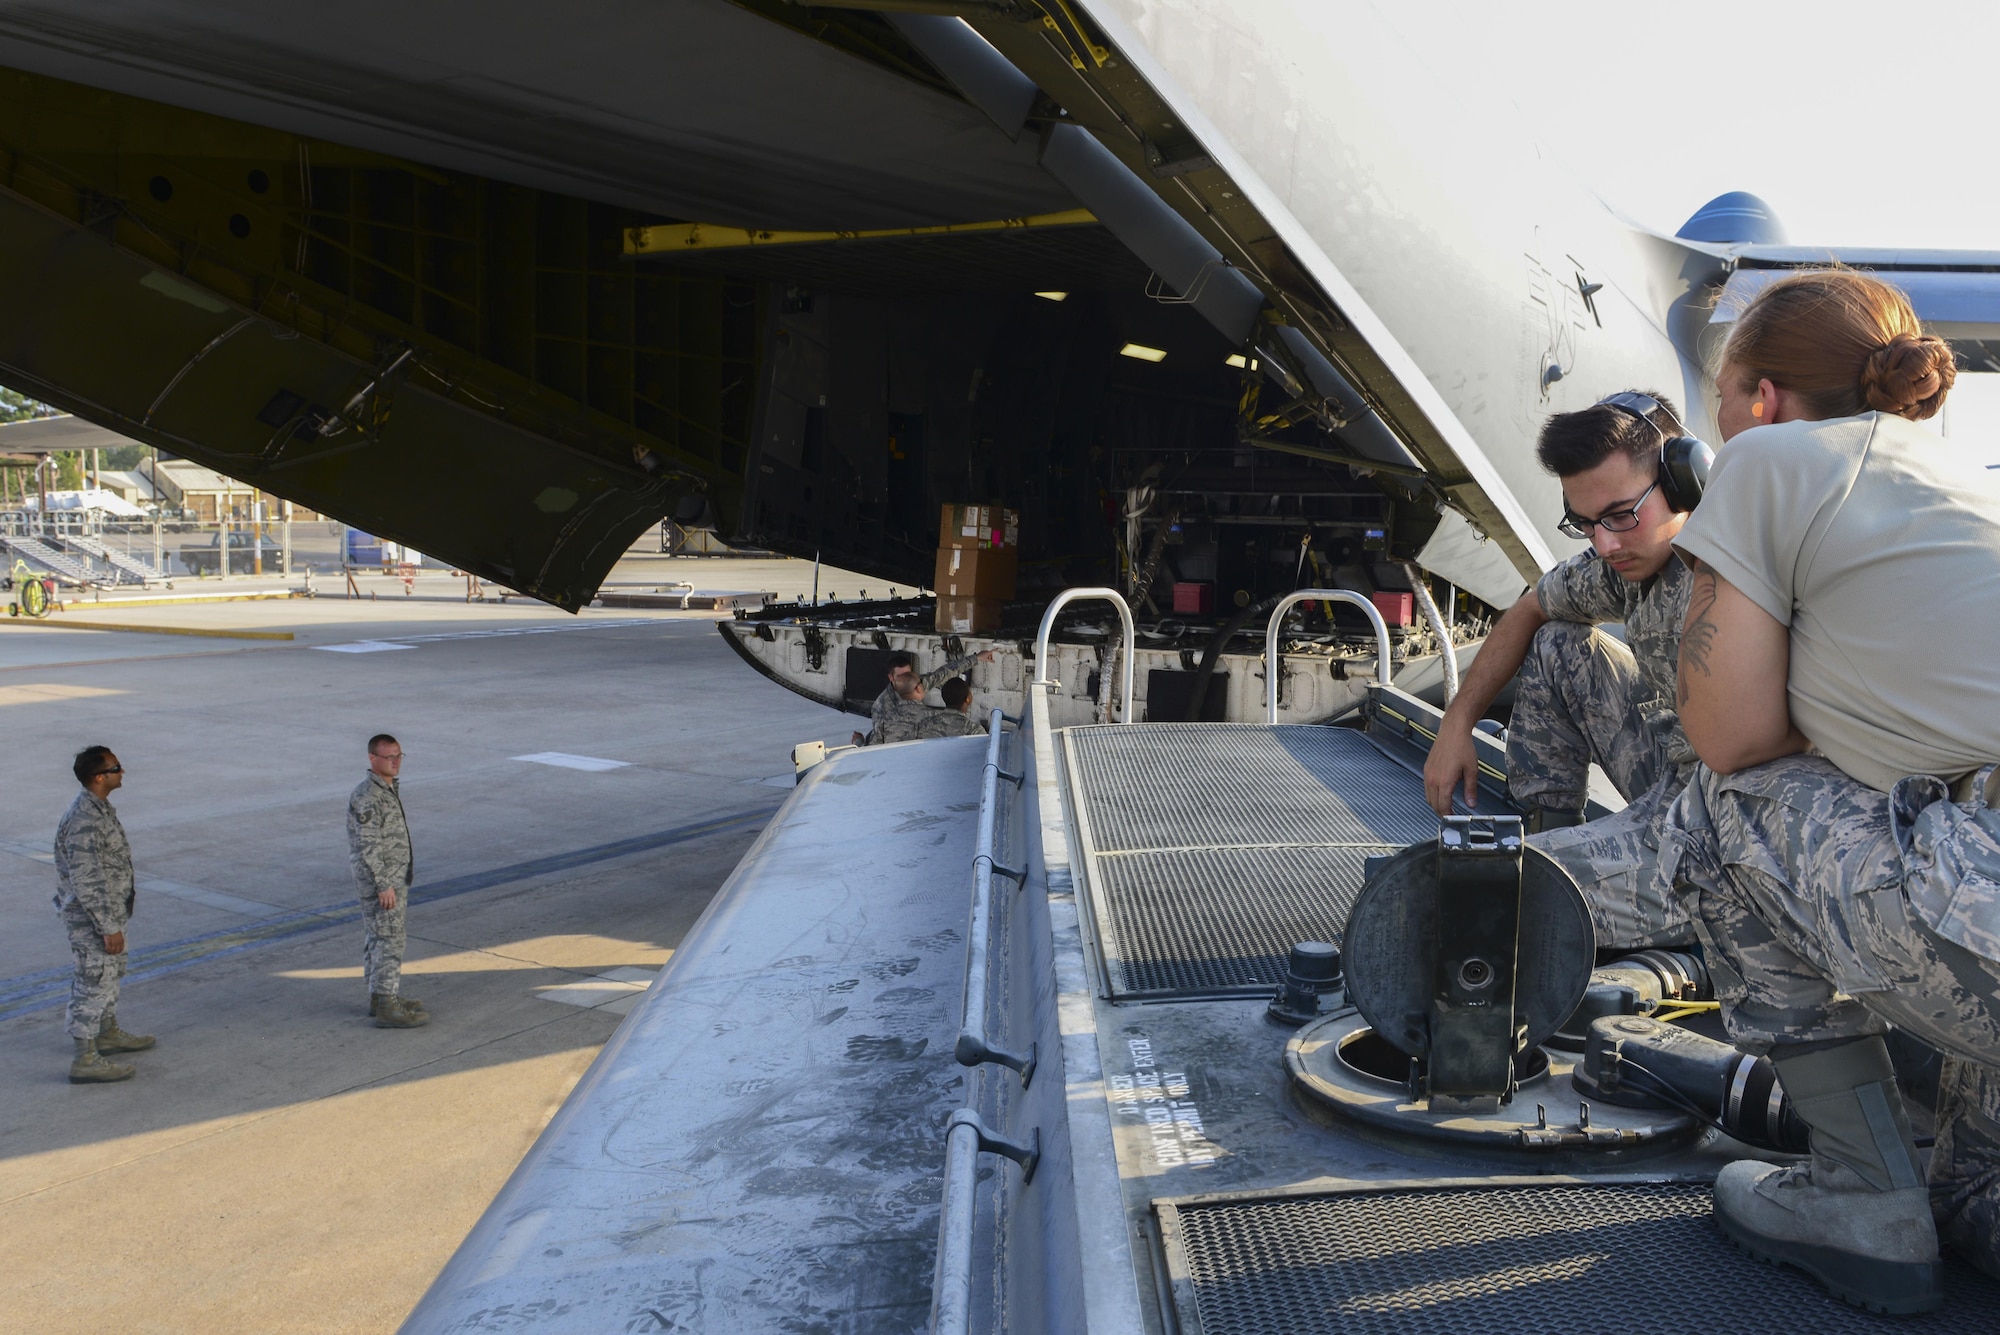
[1673,411,2000,792]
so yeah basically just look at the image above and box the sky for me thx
[1380,0,2000,250]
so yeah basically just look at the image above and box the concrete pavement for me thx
[0,547,865,1333]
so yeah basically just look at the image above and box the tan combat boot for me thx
[69,1037,135,1084]
[369,992,426,1016]
[97,1012,156,1054]
[1714,1037,1942,1314]
[372,995,429,1029]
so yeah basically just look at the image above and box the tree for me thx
[0,386,55,423]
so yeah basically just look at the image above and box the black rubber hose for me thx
[1186,591,1284,722]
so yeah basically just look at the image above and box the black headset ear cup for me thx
[1659,434,1714,513]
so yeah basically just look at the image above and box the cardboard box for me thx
[1171,582,1213,614]
[940,503,1019,550]
[934,544,1018,602]
[936,597,1003,634]
[1371,590,1414,627]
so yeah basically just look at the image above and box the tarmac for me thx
[0,545,878,1334]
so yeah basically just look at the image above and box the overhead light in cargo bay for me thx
[1035,290,1069,302]
[1119,343,1167,363]
[1225,354,1260,370]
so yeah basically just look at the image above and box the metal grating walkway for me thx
[1156,1182,2000,1334]
[1063,724,1436,999]
[1,534,94,585]
[62,534,158,583]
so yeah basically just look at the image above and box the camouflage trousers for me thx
[361,893,407,997]
[1665,754,2000,1277]
[1508,620,1695,950]
[1935,1057,2000,1279]
[62,905,125,1041]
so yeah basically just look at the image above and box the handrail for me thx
[954,707,1036,1085]
[929,1114,981,1334]
[929,1109,1040,1335]
[1032,587,1135,725]
[1265,589,1393,724]
[932,710,1045,1335]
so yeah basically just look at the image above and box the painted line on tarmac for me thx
[0,804,778,1021]
[313,619,663,654]
[4,620,295,640]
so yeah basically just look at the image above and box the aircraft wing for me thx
[1710,247,2000,339]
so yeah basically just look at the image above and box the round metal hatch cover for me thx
[1285,1010,1699,1156]
[1343,840,1594,1058]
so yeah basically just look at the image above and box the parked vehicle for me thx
[343,528,402,567]
[179,532,285,575]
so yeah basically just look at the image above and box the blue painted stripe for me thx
[0,804,778,1021]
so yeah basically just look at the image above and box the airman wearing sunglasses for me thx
[1422,391,1703,952]
[54,744,154,1083]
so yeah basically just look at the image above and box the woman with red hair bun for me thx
[1666,267,2000,1313]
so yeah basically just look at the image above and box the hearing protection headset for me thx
[1595,391,1715,513]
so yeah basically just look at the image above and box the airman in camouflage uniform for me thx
[863,650,988,745]
[913,677,983,739]
[347,733,428,1028]
[1515,551,1698,950]
[53,745,154,1084]
[1665,756,2000,1281]
[1423,391,1699,952]
[1655,270,2000,1311]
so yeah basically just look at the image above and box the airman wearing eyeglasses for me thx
[54,744,155,1083]
[347,733,428,1028]
[1422,391,1703,953]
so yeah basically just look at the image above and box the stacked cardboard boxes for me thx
[935,503,1019,633]
[940,503,1019,550]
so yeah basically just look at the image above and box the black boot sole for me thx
[1718,1211,1944,1314]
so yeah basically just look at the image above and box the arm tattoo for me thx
[1677,560,1718,709]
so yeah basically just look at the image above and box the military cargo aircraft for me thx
[3,1,1998,1330]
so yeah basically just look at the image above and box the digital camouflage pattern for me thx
[60,905,125,1040]
[348,774,413,893]
[361,897,407,998]
[1664,754,2000,1052]
[53,790,136,1040]
[1898,764,2000,962]
[52,789,134,932]
[867,653,979,745]
[1508,618,1696,949]
[348,774,413,997]
[1665,754,2000,1273]
[1532,548,1694,767]
[913,709,981,739]
[1934,1056,2000,1279]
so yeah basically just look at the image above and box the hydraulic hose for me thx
[1402,561,1459,706]
[1187,591,1285,723]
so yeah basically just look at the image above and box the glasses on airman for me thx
[1557,480,1659,539]
[94,765,124,777]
